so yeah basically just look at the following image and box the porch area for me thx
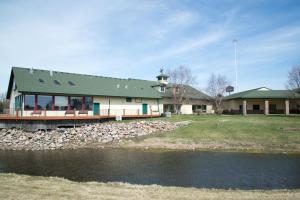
[223,99,300,115]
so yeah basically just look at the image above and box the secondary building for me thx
[151,72,213,114]
[223,87,300,115]
[6,67,213,117]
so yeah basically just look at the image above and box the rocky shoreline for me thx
[0,120,190,151]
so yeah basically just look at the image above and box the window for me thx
[54,80,61,85]
[202,105,207,111]
[253,105,260,111]
[85,97,93,110]
[37,95,52,110]
[24,95,35,110]
[68,81,75,86]
[160,86,165,92]
[158,77,162,81]
[14,95,22,110]
[38,78,45,83]
[126,97,132,102]
[70,97,83,110]
[54,96,68,110]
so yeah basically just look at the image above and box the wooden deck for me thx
[0,114,161,121]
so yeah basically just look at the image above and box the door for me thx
[93,103,100,115]
[142,104,148,115]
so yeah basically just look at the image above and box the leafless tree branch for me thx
[206,74,229,114]
[286,66,300,90]
[167,65,196,114]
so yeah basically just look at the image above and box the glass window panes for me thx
[126,97,132,102]
[24,95,35,110]
[37,95,52,110]
[70,97,83,110]
[55,96,68,110]
[85,97,93,110]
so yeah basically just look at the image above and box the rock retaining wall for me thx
[0,120,190,150]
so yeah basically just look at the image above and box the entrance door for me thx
[142,104,148,115]
[93,103,100,115]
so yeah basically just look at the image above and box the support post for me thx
[264,100,269,115]
[285,99,290,115]
[243,100,247,116]
[123,109,125,116]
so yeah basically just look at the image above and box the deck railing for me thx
[0,108,160,118]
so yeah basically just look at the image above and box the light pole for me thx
[233,39,238,92]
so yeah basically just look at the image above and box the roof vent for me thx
[125,85,128,89]
[29,68,33,74]
[54,80,61,85]
[117,84,120,88]
[50,71,53,76]
[38,78,45,83]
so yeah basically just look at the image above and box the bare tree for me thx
[0,92,9,114]
[167,66,196,114]
[286,66,300,90]
[206,74,229,114]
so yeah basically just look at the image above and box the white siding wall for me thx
[93,96,161,115]
[180,105,193,114]
[206,105,214,114]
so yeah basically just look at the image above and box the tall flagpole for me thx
[233,39,238,92]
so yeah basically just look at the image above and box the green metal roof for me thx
[8,67,162,99]
[162,84,212,100]
[225,87,300,100]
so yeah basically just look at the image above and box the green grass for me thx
[121,115,300,153]
[1,173,299,200]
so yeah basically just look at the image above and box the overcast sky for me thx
[1,0,300,93]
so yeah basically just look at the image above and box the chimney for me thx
[50,70,53,76]
[29,68,33,74]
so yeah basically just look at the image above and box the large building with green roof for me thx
[6,67,213,117]
[223,87,300,115]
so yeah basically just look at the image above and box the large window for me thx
[70,97,83,110]
[37,95,52,110]
[85,97,93,110]
[24,95,35,110]
[54,96,68,111]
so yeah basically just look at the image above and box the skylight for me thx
[38,78,45,83]
[68,81,75,86]
[54,80,61,85]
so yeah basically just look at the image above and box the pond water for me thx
[0,149,299,189]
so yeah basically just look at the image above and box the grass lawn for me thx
[118,115,300,153]
[1,173,299,200]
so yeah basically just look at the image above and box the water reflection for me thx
[0,149,299,189]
